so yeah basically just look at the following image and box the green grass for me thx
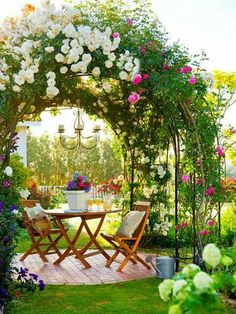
[8,278,166,314]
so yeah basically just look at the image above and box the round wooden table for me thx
[43,209,121,268]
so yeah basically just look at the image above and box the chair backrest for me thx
[20,200,40,232]
[132,201,150,244]
[20,199,38,208]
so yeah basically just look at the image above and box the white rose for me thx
[47,31,56,39]
[55,53,64,63]
[202,243,222,268]
[105,60,113,68]
[45,46,54,53]
[14,75,25,86]
[173,280,187,296]
[102,82,111,93]
[46,71,56,79]
[70,39,79,48]
[108,53,116,61]
[46,86,59,98]
[150,172,156,178]
[103,107,108,113]
[47,78,55,87]
[60,66,68,74]
[92,67,101,77]
[88,44,96,52]
[158,279,174,302]
[82,53,92,64]
[119,71,128,80]
[193,271,213,291]
[124,61,133,72]
[13,85,21,92]
[61,44,70,54]
[0,84,6,91]
[4,166,13,177]
[19,189,31,199]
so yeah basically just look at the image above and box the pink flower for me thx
[181,66,192,74]
[128,92,140,104]
[138,88,145,94]
[132,73,142,85]
[127,19,134,25]
[163,64,170,71]
[112,32,120,39]
[232,129,236,134]
[207,219,215,227]
[181,175,189,183]
[175,225,180,230]
[216,145,224,157]
[181,222,188,228]
[200,229,208,236]
[206,186,215,196]
[140,46,147,54]
[188,77,196,85]
[143,74,149,80]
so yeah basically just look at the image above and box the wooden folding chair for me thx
[101,201,151,272]
[19,200,64,262]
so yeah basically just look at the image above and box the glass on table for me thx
[88,198,94,211]
[103,196,112,211]
[95,198,102,211]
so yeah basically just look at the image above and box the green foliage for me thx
[10,154,30,189]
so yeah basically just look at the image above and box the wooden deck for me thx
[14,250,156,285]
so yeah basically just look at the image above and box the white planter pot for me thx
[64,190,91,210]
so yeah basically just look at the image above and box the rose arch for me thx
[0,0,223,305]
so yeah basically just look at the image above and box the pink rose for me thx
[232,129,236,134]
[181,66,192,74]
[188,77,196,85]
[175,225,180,231]
[181,175,189,183]
[132,73,142,85]
[127,19,134,25]
[112,32,120,39]
[216,146,224,157]
[181,222,188,228]
[143,74,149,80]
[207,219,215,227]
[128,92,140,104]
[206,186,215,196]
[140,46,147,54]
[200,229,208,236]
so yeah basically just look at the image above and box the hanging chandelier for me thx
[57,109,101,150]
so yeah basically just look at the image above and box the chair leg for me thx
[133,252,151,269]
[117,255,131,272]
[106,250,119,267]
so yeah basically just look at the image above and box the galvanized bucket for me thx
[156,256,175,279]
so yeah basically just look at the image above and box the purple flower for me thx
[67,181,77,190]
[9,204,17,212]
[0,201,4,213]
[0,287,7,298]
[29,273,38,281]
[19,267,28,278]
[38,280,45,291]
[2,179,12,189]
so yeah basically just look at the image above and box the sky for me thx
[0,0,235,135]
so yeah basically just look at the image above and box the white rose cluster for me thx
[117,51,140,81]
[46,71,59,98]
[153,218,172,236]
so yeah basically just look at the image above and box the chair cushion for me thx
[25,203,52,236]
[115,211,145,238]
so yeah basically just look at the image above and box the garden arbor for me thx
[0,0,224,306]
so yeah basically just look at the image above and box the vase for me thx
[64,190,91,210]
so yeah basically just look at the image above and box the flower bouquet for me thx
[65,173,92,210]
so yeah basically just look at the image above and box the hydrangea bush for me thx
[158,243,236,314]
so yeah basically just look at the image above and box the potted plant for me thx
[64,173,92,210]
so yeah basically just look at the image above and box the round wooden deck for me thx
[14,250,156,285]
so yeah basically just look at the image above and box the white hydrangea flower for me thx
[182,264,200,277]
[3,166,13,177]
[173,279,187,296]
[91,67,101,76]
[202,243,221,268]
[158,279,174,302]
[193,271,213,291]
[168,304,182,314]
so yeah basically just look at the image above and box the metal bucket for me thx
[156,256,175,279]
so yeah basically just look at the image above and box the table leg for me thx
[79,216,110,260]
[53,217,91,268]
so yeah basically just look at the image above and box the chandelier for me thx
[57,109,101,150]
